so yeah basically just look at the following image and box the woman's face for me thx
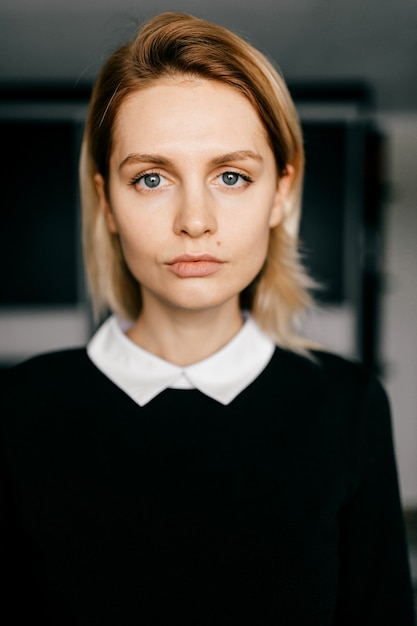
[96,77,292,316]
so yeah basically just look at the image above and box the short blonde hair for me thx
[80,11,317,352]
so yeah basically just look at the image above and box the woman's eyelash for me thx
[128,171,155,186]
[220,170,254,183]
[127,169,254,187]
[236,173,253,182]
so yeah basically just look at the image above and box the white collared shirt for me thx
[87,314,275,406]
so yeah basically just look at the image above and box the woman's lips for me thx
[166,255,224,277]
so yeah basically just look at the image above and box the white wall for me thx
[377,113,417,509]
[0,307,90,364]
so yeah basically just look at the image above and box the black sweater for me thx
[1,346,415,625]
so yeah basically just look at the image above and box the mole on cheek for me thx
[216,240,221,246]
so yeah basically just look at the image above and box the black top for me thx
[1,346,415,625]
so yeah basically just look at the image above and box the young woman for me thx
[2,11,415,625]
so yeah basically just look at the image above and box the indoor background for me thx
[0,0,416,596]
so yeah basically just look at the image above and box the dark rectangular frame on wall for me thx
[0,84,92,367]
[290,81,384,371]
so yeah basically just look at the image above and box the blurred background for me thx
[0,0,416,585]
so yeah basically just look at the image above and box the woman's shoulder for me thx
[268,344,388,413]
[3,347,90,378]
[273,344,374,384]
[1,347,93,404]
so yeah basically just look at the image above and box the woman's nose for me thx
[173,186,217,237]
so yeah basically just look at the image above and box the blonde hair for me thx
[80,11,317,352]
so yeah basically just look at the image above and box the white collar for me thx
[87,313,275,406]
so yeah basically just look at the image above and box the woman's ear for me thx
[269,164,295,228]
[94,173,118,233]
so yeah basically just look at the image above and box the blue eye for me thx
[222,172,240,186]
[142,173,161,188]
[218,171,253,188]
[129,172,169,190]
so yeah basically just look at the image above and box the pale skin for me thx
[95,76,294,365]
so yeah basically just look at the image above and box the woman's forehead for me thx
[111,78,271,160]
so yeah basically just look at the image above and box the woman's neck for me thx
[126,301,244,366]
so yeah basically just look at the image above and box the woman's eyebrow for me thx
[118,153,173,170]
[209,150,264,165]
[118,149,263,171]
